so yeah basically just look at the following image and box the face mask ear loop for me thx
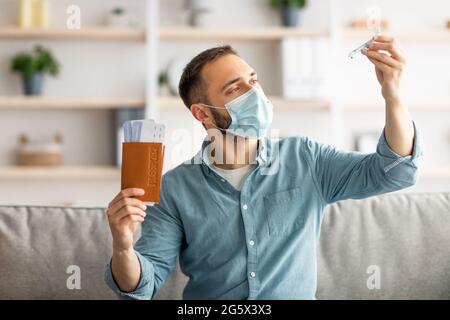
[210,123,227,132]
[198,103,223,110]
[197,103,228,132]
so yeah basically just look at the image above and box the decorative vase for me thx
[281,7,301,27]
[33,0,51,28]
[18,0,51,28]
[22,73,44,96]
[18,0,33,28]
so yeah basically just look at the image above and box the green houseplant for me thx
[270,0,307,27]
[11,46,60,96]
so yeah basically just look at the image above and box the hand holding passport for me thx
[121,119,166,205]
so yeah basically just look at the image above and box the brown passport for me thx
[121,142,165,204]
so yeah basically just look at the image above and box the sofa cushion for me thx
[0,206,116,299]
[317,192,450,299]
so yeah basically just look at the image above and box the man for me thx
[105,35,422,299]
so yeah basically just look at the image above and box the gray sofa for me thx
[0,192,449,300]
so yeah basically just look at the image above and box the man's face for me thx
[194,54,260,130]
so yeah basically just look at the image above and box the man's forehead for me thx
[202,54,253,87]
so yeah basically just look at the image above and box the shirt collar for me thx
[195,135,271,170]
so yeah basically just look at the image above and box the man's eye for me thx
[229,87,240,94]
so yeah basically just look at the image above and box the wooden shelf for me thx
[343,28,450,42]
[0,27,146,41]
[0,26,328,42]
[0,166,120,180]
[0,97,145,110]
[159,26,330,41]
[1,26,448,43]
[342,99,450,112]
[158,96,330,111]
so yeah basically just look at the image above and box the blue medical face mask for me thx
[202,86,274,139]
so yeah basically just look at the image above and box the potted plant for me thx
[184,0,211,27]
[270,0,307,27]
[11,46,60,96]
[108,6,131,27]
[158,71,171,97]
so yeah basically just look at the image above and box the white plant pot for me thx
[158,85,171,97]
[196,12,212,27]
[189,0,209,10]
[108,14,130,27]
[185,0,211,27]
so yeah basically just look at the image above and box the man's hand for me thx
[362,35,406,103]
[363,35,414,157]
[106,188,147,253]
[106,188,147,293]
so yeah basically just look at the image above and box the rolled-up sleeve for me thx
[104,175,184,300]
[306,122,423,204]
[104,250,156,300]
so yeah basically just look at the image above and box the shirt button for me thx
[249,240,255,246]
[250,272,256,278]
[242,204,248,210]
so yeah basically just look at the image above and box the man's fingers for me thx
[367,57,391,73]
[108,197,146,217]
[108,188,145,207]
[108,188,144,208]
[362,49,402,69]
[123,215,145,224]
[111,206,146,224]
[108,197,147,217]
[373,34,394,43]
[368,41,405,62]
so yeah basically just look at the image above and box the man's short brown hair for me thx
[178,45,238,109]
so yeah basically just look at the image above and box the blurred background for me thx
[0,0,448,207]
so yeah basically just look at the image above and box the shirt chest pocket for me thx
[263,187,304,237]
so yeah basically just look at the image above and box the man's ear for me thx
[190,103,213,126]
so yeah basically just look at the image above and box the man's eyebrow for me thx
[221,77,241,92]
[221,71,257,92]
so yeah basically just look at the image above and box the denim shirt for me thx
[105,124,423,300]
